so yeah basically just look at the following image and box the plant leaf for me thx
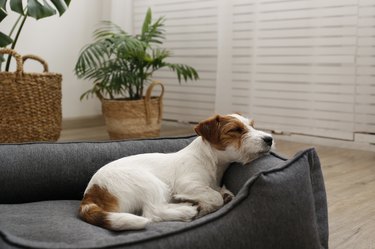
[142,8,152,39]
[27,0,56,20]
[166,63,199,83]
[0,0,7,9]
[0,31,13,47]
[140,14,166,45]
[10,0,24,15]
[0,6,7,22]
[50,0,68,16]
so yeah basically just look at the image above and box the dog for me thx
[79,113,273,231]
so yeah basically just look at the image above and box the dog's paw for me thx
[175,204,199,221]
[219,186,234,204]
[194,202,214,219]
[222,192,233,204]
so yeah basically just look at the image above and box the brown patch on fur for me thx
[79,184,119,229]
[222,193,233,204]
[194,115,248,150]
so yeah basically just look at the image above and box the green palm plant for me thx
[74,8,199,101]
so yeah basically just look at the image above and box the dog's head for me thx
[194,114,273,163]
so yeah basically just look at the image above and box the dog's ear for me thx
[249,119,255,127]
[194,115,222,144]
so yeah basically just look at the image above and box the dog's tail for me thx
[79,202,150,231]
[79,184,150,231]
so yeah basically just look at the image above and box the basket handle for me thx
[0,48,23,77]
[22,54,49,72]
[144,80,165,125]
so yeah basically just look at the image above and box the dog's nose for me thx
[262,136,273,146]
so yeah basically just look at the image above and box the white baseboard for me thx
[62,115,105,129]
[274,133,375,152]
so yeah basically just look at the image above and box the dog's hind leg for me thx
[143,202,198,222]
[132,173,199,222]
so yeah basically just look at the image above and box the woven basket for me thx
[101,81,164,139]
[0,49,62,143]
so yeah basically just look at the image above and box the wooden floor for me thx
[60,121,375,249]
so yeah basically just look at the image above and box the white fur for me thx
[107,213,151,231]
[83,114,273,230]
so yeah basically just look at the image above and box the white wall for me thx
[109,0,133,33]
[0,0,105,119]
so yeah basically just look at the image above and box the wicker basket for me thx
[0,49,62,143]
[101,81,164,139]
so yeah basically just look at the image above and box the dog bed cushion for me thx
[0,136,328,249]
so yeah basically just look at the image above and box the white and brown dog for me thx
[79,114,273,231]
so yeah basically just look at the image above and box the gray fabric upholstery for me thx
[0,136,328,249]
[0,136,195,204]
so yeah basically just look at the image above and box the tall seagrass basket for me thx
[0,49,62,143]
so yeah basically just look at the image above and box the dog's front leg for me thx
[173,186,224,218]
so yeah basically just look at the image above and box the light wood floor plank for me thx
[275,140,375,249]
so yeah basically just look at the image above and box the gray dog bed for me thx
[0,135,328,249]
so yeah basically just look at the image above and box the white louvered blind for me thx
[227,0,255,116]
[355,0,375,135]
[130,0,375,141]
[133,0,218,122]
[247,0,358,140]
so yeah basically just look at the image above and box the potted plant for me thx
[74,8,199,139]
[0,0,70,143]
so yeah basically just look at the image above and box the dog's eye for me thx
[229,127,244,133]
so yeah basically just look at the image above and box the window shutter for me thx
[248,0,358,140]
[355,0,375,134]
[225,0,255,116]
[133,0,218,122]
[131,0,374,142]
